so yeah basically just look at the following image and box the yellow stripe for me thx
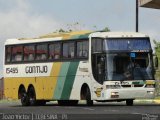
[48,62,62,99]
[50,62,62,76]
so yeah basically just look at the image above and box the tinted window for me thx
[12,46,23,62]
[49,43,61,60]
[63,42,75,58]
[105,38,151,51]
[92,38,103,53]
[36,44,48,60]
[6,46,11,62]
[77,41,89,58]
[24,45,35,61]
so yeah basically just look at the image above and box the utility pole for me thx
[136,0,139,32]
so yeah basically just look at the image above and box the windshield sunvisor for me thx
[104,38,152,52]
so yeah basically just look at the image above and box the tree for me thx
[102,27,110,32]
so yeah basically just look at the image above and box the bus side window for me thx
[24,45,35,61]
[49,43,61,60]
[11,46,23,62]
[5,46,11,63]
[77,41,89,58]
[36,44,47,61]
[63,42,75,59]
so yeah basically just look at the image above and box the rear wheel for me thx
[19,88,29,106]
[126,99,134,106]
[28,87,37,106]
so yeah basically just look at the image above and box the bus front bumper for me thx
[103,88,155,100]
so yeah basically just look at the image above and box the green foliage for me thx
[53,23,110,34]
[102,27,110,32]
[154,40,160,59]
[152,40,160,97]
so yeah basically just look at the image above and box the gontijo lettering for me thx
[25,66,48,74]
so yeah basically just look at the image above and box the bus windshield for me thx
[92,37,154,82]
[105,52,154,81]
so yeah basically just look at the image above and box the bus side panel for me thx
[69,61,92,100]
[4,78,14,99]
[53,62,80,100]
[43,62,62,100]
[4,77,35,99]
[60,62,79,100]
[34,77,44,100]
[53,62,70,100]
[42,77,58,100]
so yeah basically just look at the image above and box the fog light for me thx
[111,92,118,95]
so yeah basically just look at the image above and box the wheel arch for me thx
[27,84,35,92]
[80,83,91,100]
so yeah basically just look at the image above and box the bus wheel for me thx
[126,99,134,106]
[19,88,29,106]
[86,87,93,106]
[28,87,37,106]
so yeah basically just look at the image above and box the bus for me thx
[4,31,156,106]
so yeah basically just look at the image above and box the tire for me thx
[19,87,29,106]
[86,87,93,106]
[28,87,37,106]
[126,99,134,106]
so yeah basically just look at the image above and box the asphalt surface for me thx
[0,101,160,120]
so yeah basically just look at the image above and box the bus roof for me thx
[5,30,92,45]
[90,32,149,38]
[5,31,149,45]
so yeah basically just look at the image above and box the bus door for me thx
[92,54,105,99]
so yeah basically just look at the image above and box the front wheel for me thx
[126,99,134,106]
[86,87,93,106]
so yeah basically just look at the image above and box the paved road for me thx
[0,101,160,120]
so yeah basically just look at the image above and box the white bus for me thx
[4,31,155,106]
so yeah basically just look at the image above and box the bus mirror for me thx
[154,55,158,69]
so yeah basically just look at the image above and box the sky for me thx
[0,0,160,77]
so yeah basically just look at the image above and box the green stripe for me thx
[53,62,70,99]
[70,33,90,40]
[60,62,79,100]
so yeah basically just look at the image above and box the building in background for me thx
[139,0,160,9]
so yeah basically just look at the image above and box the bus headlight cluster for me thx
[106,85,121,89]
[111,92,119,98]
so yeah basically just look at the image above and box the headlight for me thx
[111,92,119,95]
[106,85,121,89]
[111,92,119,98]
